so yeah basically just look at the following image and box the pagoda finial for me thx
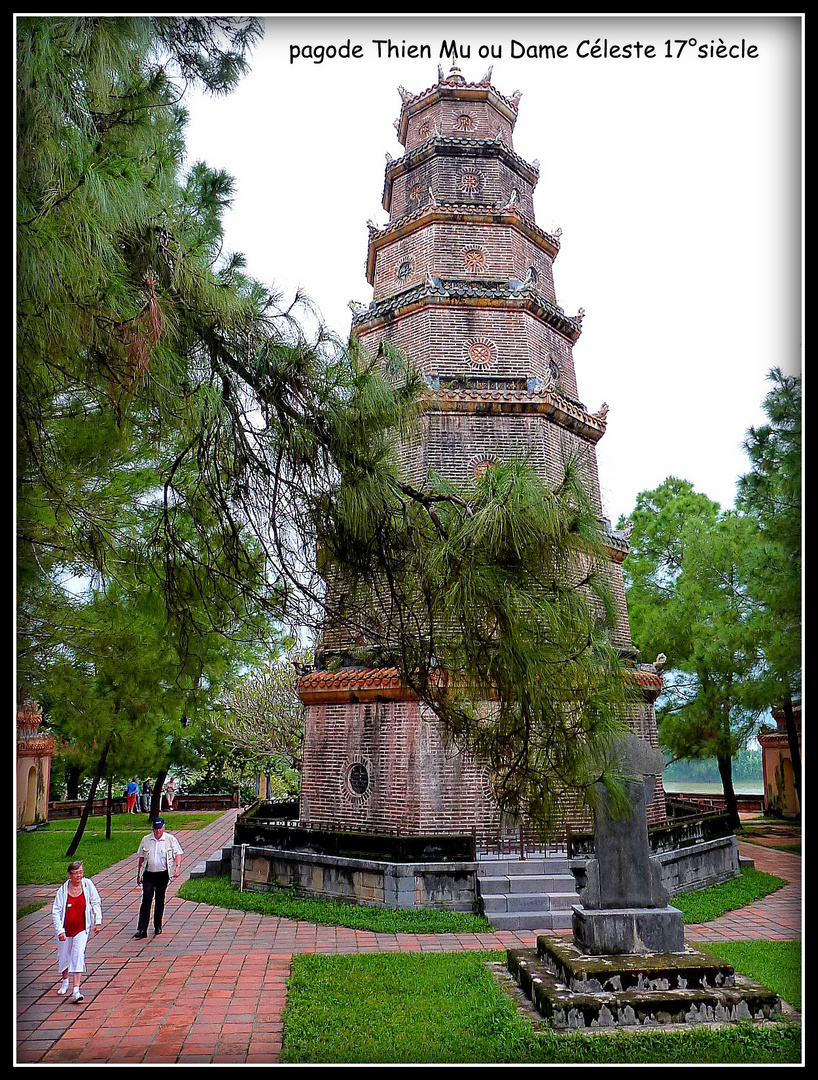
[446,62,466,85]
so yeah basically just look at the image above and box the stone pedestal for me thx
[507,936,783,1030]
[572,903,685,956]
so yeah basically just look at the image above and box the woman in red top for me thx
[51,862,103,1003]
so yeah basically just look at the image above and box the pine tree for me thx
[737,368,802,807]
[622,480,763,829]
[17,18,641,831]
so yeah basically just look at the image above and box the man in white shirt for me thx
[133,817,184,939]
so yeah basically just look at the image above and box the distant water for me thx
[663,780,763,796]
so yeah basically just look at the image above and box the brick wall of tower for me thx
[298,694,663,835]
[388,154,535,222]
[357,309,581,402]
[299,699,501,840]
[372,223,557,303]
[404,101,515,153]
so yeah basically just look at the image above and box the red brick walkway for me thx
[15,813,802,1063]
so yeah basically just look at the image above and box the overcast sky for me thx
[182,14,802,527]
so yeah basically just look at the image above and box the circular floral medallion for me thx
[465,338,496,367]
[409,183,423,201]
[456,113,475,132]
[397,260,413,280]
[464,248,486,273]
[460,171,480,194]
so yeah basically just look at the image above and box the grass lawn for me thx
[16,811,222,886]
[280,949,801,1064]
[672,868,787,924]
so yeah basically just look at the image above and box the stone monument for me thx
[506,735,783,1027]
[571,735,685,955]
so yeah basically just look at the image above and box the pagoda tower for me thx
[297,67,665,844]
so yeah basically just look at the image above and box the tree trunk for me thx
[716,753,741,832]
[65,765,81,801]
[151,768,168,820]
[66,736,112,858]
[105,775,113,840]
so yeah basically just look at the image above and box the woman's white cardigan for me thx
[52,878,103,937]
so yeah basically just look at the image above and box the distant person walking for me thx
[52,861,102,1003]
[133,818,183,939]
[126,780,139,814]
[141,778,152,813]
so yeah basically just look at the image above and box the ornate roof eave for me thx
[365,204,560,284]
[297,666,415,705]
[396,80,520,146]
[17,736,56,757]
[299,661,658,704]
[427,386,608,443]
[601,530,631,563]
[383,136,539,213]
[351,279,583,344]
[628,666,664,702]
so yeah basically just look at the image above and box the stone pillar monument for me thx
[571,735,684,954]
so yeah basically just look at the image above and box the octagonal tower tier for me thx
[297,67,665,845]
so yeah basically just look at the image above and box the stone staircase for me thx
[188,844,233,880]
[477,855,579,931]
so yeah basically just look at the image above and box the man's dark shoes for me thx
[133,930,148,939]
[154,927,162,935]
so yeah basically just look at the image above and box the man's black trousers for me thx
[138,870,170,933]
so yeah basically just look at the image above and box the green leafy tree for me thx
[213,655,306,800]
[622,480,763,829]
[737,368,802,808]
[17,17,641,834]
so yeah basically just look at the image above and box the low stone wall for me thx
[231,844,480,912]
[653,834,740,896]
[49,792,238,819]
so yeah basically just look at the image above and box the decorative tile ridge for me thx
[297,665,415,704]
[757,730,793,747]
[395,75,520,144]
[365,205,560,283]
[17,734,56,756]
[601,517,631,562]
[387,135,536,179]
[351,278,583,343]
[626,665,664,700]
[426,385,607,442]
[383,137,538,212]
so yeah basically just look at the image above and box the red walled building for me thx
[297,67,665,846]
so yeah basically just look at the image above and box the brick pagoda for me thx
[297,66,665,846]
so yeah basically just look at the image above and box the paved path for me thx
[15,814,802,1064]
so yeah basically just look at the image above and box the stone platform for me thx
[507,933,783,1031]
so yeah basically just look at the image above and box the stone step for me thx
[479,873,577,895]
[189,844,232,879]
[477,856,580,932]
[478,857,571,877]
[489,910,574,932]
